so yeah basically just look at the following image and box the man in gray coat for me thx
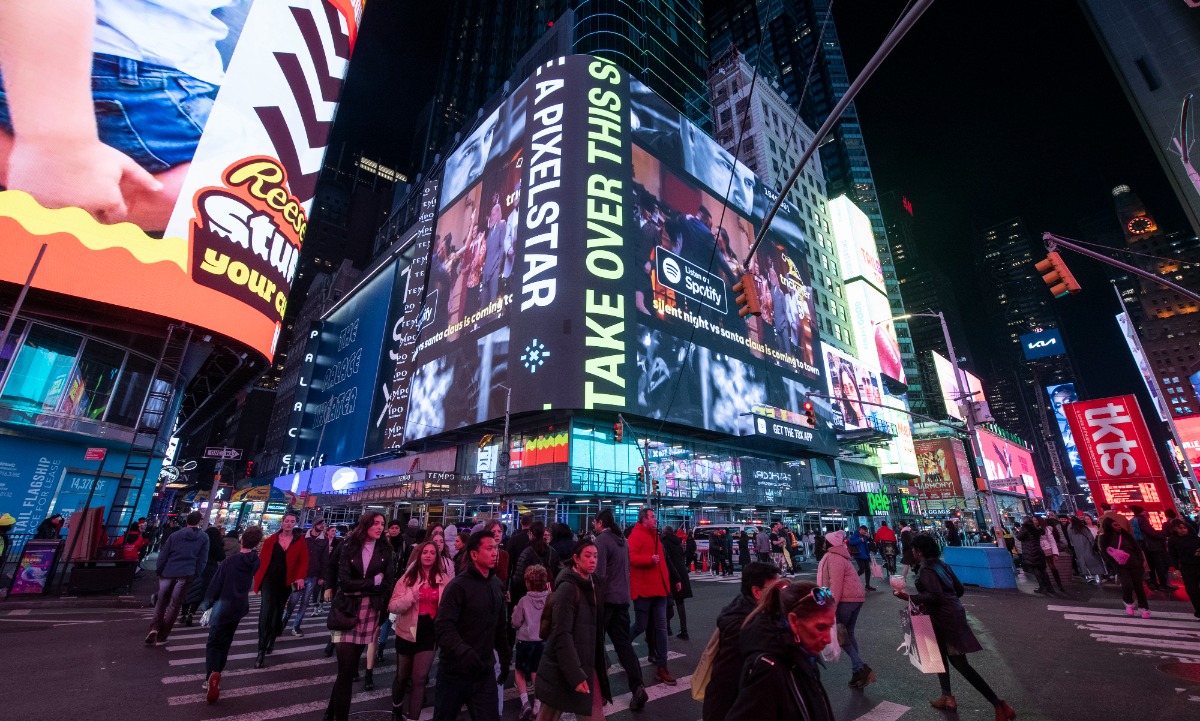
[592,509,649,711]
[146,510,209,646]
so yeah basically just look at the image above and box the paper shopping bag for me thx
[897,604,945,674]
[871,558,883,579]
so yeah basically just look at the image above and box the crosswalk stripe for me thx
[1086,633,1200,653]
[850,701,911,721]
[1048,604,1199,621]
[1077,622,1200,640]
[162,657,340,684]
[559,673,693,721]
[167,642,329,666]
[1063,613,1200,630]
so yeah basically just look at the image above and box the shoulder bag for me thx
[327,591,359,631]
[1106,535,1131,565]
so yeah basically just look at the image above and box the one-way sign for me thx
[204,447,244,460]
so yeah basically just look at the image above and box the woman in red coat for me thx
[252,512,309,667]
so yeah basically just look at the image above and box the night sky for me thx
[329,0,1191,422]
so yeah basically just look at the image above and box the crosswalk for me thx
[689,570,815,584]
[150,596,704,720]
[1048,603,1200,664]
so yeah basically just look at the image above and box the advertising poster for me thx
[8,540,61,595]
[1064,394,1177,528]
[932,351,986,422]
[878,396,919,477]
[822,342,883,430]
[1020,329,1065,360]
[1177,414,1200,475]
[293,261,397,466]
[389,57,826,445]
[1116,313,1171,421]
[0,439,71,537]
[0,1,366,360]
[1047,383,1086,481]
[976,428,1042,499]
[913,438,966,500]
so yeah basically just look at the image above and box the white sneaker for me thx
[1141,609,1151,619]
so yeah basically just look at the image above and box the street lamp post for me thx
[894,312,1005,534]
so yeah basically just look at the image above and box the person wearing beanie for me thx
[817,531,874,689]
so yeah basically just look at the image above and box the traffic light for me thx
[638,466,646,487]
[652,477,660,495]
[1034,252,1081,298]
[614,421,624,443]
[733,273,762,317]
[803,401,817,428]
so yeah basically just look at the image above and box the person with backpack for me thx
[817,531,874,689]
[200,525,263,704]
[512,564,550,721]
[514,521,560,602]
[724,580,836,721]
[699,562,780,721]
[892,534,1015,721]
[534,539,612,721]
[145,510,209,647]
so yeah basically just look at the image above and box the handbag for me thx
[870,557,883,579]
[327,592,359,631]
[689,628,722,701]
[898,603,945,674]
[1106,535,1131,565]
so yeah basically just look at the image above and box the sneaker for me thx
[206,672,220,704]
[1141,609,1152,619]
[156,638,169,647]
[518,702,534,721]
[291,627,304,637]
[144,630,158,647]
[1125,603,1136,616]
[630,685,649,711]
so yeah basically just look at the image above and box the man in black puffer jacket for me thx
[702,562,780,721]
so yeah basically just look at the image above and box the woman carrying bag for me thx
[893,534,1015,721]
[816,530,873,689]
[323,512,395,721]
[534,539,612,721]
[388,541,447,721]
[1098,517,1150,618]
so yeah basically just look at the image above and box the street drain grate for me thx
[348,713,393,721]
[1157,662,1200,683]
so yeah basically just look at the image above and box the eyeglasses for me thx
[797,586,834,606]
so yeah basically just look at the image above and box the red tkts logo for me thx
[1064,394,1166,482]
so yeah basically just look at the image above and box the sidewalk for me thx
[1,557,158,610]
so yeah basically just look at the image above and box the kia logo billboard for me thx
[1019,328,1065,360]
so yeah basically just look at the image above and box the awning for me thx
[230,485,299,507]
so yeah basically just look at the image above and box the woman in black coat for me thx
[535,539,612,721]
[1015,518,1052,594]
[1167,519,1200,618]
[738,530,751,568]
[893,534,1014,720]
[660,527,693,639]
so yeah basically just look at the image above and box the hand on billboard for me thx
[6,138,162,224]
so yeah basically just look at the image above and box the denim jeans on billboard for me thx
[0,53,217,174]
[631,596,669,669]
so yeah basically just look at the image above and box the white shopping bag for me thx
[897,604,945,674]
[870,558,883,579]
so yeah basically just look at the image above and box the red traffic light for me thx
[803,401,817,428]
[1034,252,1081,298]
[733,273,762,317]
[614,421,624,443]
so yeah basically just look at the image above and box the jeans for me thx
[604,603,645,691]
[378,615,394,647]
[836,601,865,672]
[432,669,500,721]
[149,576,192,640]
[631,596,669,669]
[0,54,217,173]
[289,576,320,630]
[206,620,241,676]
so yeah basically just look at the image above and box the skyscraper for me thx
[704,0,920,402]
[423,1,711,167]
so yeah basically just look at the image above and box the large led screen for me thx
[1178,414,1200,477]
[822,342,883,430]
[0,1,365,360]
[384,56,826,446]
[932,351,986,422]
[976,428,1043,499]
[1047,383,1085,481]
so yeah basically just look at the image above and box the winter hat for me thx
[407,518,420,528]
[825,530,844,547]
[0,513,15,528]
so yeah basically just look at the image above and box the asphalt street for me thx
[2,567,1198,721]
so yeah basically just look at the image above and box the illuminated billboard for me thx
[829,196,885,290]
[1178,414,1200,475]
[1047,383,1086,481]
[976,427,1043,499]
[932,351,986,422]
[0,1,365,360]
[1020,329,1065,360]
[374,56,826,447]
[878,396,919,477]
[1116,312,1171,421]
[822,342,883,430]
[913,438,970,500]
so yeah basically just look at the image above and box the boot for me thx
[364,668,375,691]
[994,701,1016,721]
[848,668,865,688]
[392,705,406,721]
[930,695,957,711]
[857,665,876,687]
[254,651,266,669]
[324,640,335,657]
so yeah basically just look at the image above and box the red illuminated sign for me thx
[902,196,914,216]
[1064,394,1177,528]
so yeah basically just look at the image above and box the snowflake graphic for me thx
[521,339,550,373]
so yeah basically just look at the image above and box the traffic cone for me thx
[702,555,709,572]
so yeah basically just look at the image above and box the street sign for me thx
[85,448,106,461]
[203,447,244,460]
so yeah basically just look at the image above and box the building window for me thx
[1,324,83,412]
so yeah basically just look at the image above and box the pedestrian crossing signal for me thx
[614,421,624,443]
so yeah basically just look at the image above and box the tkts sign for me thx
[1063,394,1177,529]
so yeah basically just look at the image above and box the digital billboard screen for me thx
[1047,383,1085,481]
[1020,329,1065,360]
[976,428,1042,499]
[913,438,969,500]
[932,351,986,422]
[0,1,366,360]
[822,342,883,431]
[384,56,826,446]
[1177,414,1200,476]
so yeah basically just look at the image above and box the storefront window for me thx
[0,318,26,379]
[106,355,155,427]
[60,340,125,420]
[1,324,82,412]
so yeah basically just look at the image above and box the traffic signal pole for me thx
[1044,233,1200,303]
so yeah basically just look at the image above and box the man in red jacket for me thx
[628,508,676,685]
[874,522,898,575]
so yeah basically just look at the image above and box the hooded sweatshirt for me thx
[593,527,631,605]
[512,589,550,642]
[816,531,865,604]
[157,525,209,578]
[203,550,260,625]
[727,610,835,721]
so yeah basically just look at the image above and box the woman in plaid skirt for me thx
[324,512,395,721]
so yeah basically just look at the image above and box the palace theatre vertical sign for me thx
[1063,394,1178,529]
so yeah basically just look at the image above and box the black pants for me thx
[431,669,499,721]
[1116,565,1149,609]
[258,581,288,652]
[757,552,771,563]
[937,651,999,705]
[1145,550,1171,588]
[206,619,241,676]
[1027,562,1052,591]
[1181,566,1200,616]
[603,602,644,692]
[328,642,366,721]
[856,558,872,585]
[667,597,688,634]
